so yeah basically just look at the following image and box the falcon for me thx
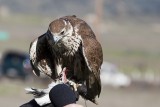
[29,15,103,104]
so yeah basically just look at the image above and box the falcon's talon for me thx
[67,80,82,92]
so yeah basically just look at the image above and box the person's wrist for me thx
[20,99,40,107]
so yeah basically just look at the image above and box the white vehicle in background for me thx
[101,61,131,88]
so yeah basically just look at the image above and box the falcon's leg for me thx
[59,67,87,101]
[61,67,67,83]
[60,67,82,100]
[60,67,79,91]
[67,80,87,101]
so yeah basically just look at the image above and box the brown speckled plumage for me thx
[29,15,103,104]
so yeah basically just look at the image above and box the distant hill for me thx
[0,0,160,17]
[0,0,92,16]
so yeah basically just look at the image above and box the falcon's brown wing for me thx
[62,16,103,103]
[29,34,57,79]
[78,21,103,103]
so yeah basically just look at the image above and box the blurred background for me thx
[0,0,160,107]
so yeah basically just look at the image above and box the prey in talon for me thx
[26,67,68,98]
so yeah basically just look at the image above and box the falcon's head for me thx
[46,18,81,56]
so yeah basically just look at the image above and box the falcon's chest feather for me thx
[56,35,81,56]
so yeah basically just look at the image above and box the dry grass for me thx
[0,79,160,107]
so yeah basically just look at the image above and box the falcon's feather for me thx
[29,15,103,104]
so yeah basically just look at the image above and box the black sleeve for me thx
[20,99,54,107]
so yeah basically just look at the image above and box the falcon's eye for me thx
[60,31,64,35]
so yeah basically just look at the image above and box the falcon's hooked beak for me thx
[53,35,63,44]
[46,30,63,45]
